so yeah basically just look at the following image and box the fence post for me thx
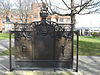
[9,31,12,71]
[76,30,79,72]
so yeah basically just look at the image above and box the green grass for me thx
[0,35,100,56]
[0,33,9,39]
[0,50,9,56]
[74,36,100,56]
[0,33,14,39]
[0,47,14,56]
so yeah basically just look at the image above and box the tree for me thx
[0,0,12,19]
[15,0,33,23]
[44,0,100,29]
[23,0,32,23]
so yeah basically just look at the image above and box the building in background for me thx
[31,3,71,23]
[2,16,14,32]
[0,18,2,31]
[76,27,100,36]
[0,2,71,31]
[31,3,42,21]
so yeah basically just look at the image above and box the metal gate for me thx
[9,4,79,71]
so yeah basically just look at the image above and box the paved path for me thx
[0,39,14,52]
[0,39,100,75]
[0,56,100,75]
[74,56,100,75]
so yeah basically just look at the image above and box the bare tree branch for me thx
[0,0,12,18]
[42,0,71,16]
[52,11,71,16]
[62,0,71,9]
[79,8,100,15]
[77,0,92,14]
[87,1,100,6]
[15,0,32,23]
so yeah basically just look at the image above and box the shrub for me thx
[92,32,100,37]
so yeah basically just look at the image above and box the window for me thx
[47,18,51,21]
[33,13,38,18]
[60,18,64,22]
[29,16,32,18]
[56,18,58,22]
[66,18,71,23]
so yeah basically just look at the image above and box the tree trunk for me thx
[71,0,75,30]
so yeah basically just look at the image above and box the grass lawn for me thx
[0,50,9,56]
[74,36,100,56]
[0,47,14,56]
[0,33,9,39]
[0,35,100,56]
[0,33,14,40]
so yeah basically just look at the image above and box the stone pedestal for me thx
[5,71,83,75]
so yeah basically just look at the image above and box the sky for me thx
[76,14,100,28]
[3,0,100,28]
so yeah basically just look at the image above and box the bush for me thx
[92,32,100,37]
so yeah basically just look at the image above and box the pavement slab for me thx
[0,39,14,52]
[0,56,100,75]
